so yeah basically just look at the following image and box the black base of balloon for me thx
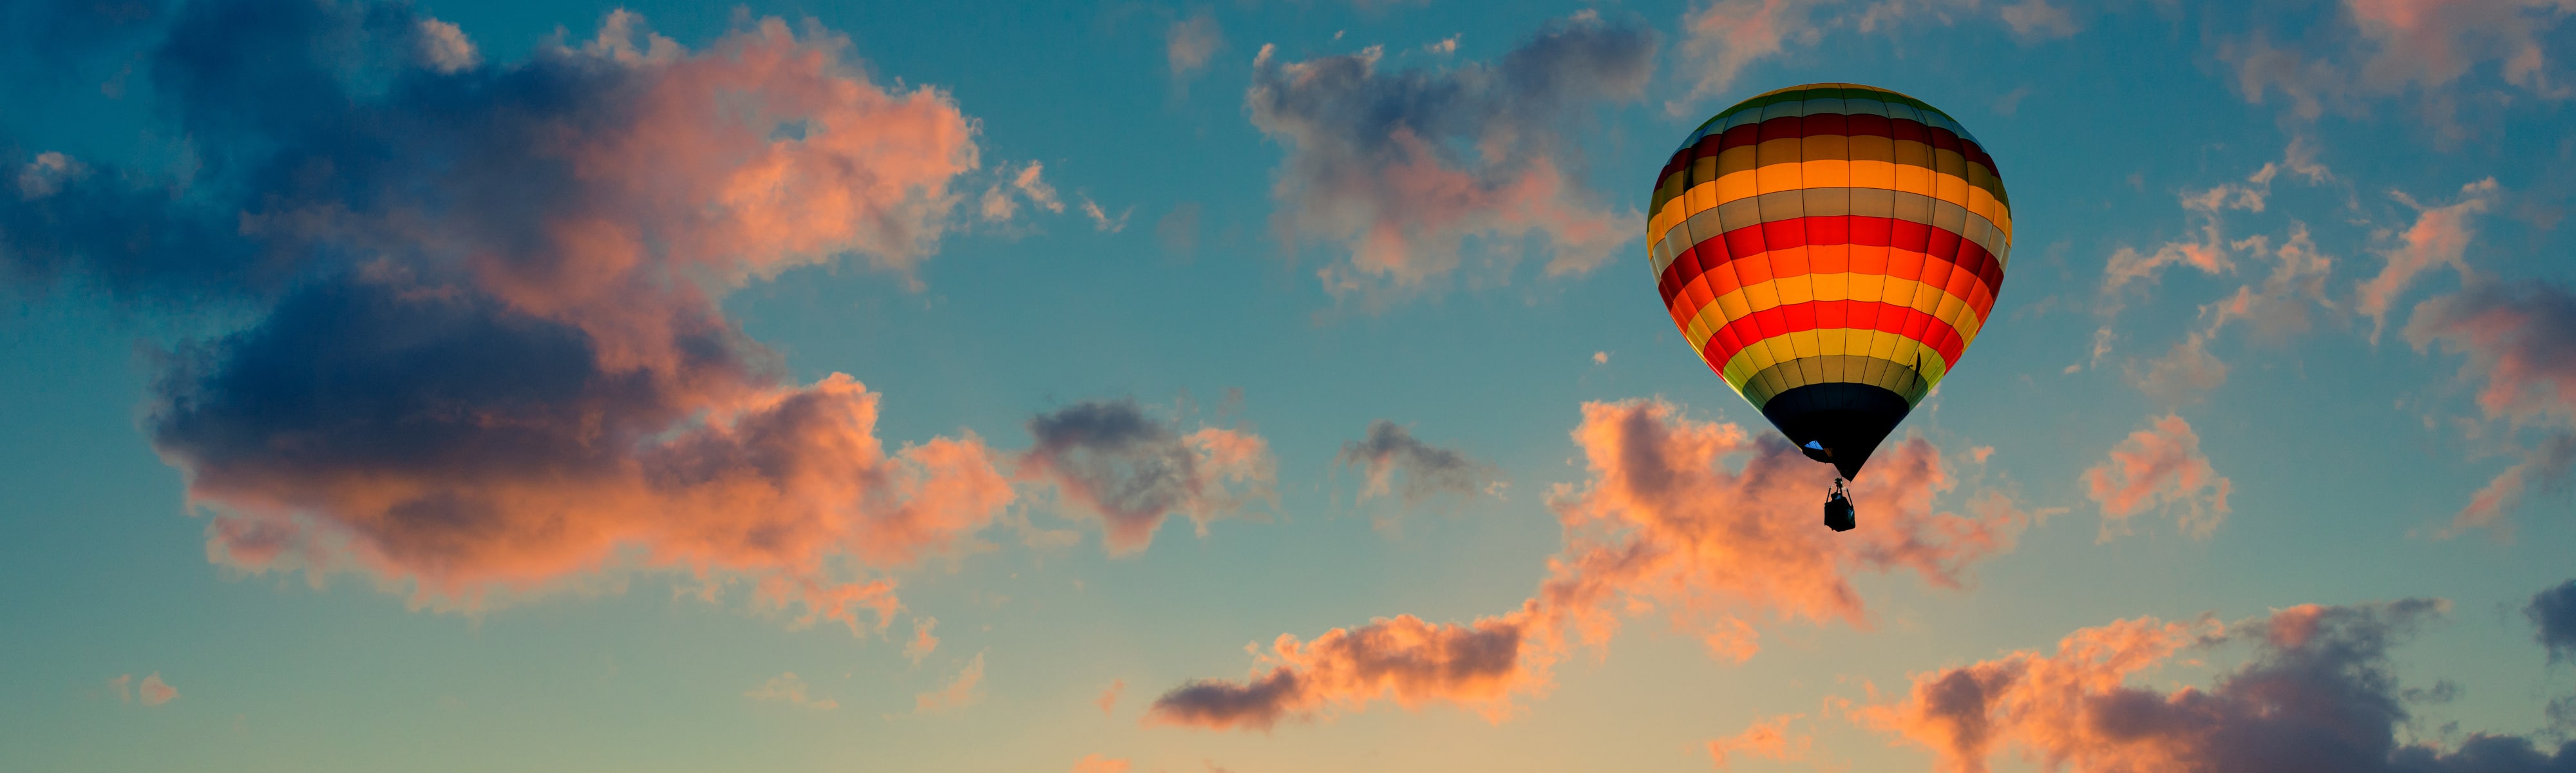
[1761,383,1913,481]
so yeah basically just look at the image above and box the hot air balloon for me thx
[1649,83,2011,531]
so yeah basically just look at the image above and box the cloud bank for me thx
[2,2,1019,630]
[1148,399,2029,730]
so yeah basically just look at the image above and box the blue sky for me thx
[3,1,2575,771]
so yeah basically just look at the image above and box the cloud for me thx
[745,672,838,710]
[1080,196,1132,233]
[1673,0,1826,109]
[1669,0,2090,114]
[412,17,478,73]
[905,616,940,665]
[2531,578,2576,664]
[1244,13,1651,303]
[981,161,1065,222]
[1072,754,1132,773]
[915,653,985,713]
[2360,178,2499,341]
[1168,11,1222,91]
[2130,338,2231,406]
[1336,420,1502,508]
[1,4,1009,629]
[1019,400,1276,555]
[2081,414,2232,542]
[15,151,85,199]
[139,673,177,706]
[1709,712,1812,769]
[1146,612,1536,730]
[1998,0,2080,39]
[2108,147,2337,396]
[1857,598,2576,773]
[2223,0,2576,123]
[1149,399,2029,730]
[2407,280,2576,537]
[1098,679,1125,716]
[108,674,130,703]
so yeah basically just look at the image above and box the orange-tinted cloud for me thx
[915,653,985,714]
[1070,754,1132,773]
[1097,680,1125,716]
[2360,178,2497,341]
[1150,399,2029,730]
[2405,280,2576,537]
[1246,13,1651,303]
[138,673,177,707]
[1018,400,1277,555]
[905,617,940,665]
[1148,612,1535,730]
[1856,598,2576,773]
[4,4,1010,630]
[2081,414,2231,542]
[1709,712,1812,770]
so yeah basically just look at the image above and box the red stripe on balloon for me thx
[1698,300,1969,372]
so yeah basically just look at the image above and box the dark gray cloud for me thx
[1020,399,1275,555]
[1244,11,1653,299]
[1335,419,1499,506]
[1875,598,2576,772]
[2531,578,2576,665]
[1146,615,1524,731]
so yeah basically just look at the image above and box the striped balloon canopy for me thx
[1649,83,2011,481]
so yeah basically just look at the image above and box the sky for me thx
[2,0,2575,771]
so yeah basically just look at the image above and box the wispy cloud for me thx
[746,672,838,711]
[915,653,985,713]
[1019,399,1276,555]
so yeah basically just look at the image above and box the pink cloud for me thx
[2359,178,2497,341]
[1149,399,2029,731]
[138,673,177,707]
[2222,0,2574,127]
[2404,281,2576,537]
[2081,414,2232,542]
[1245,14,1651,303]
[1168,12,1222,87]
[1672,0,1823,111]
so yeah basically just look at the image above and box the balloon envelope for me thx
[1649,83,2012,479]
